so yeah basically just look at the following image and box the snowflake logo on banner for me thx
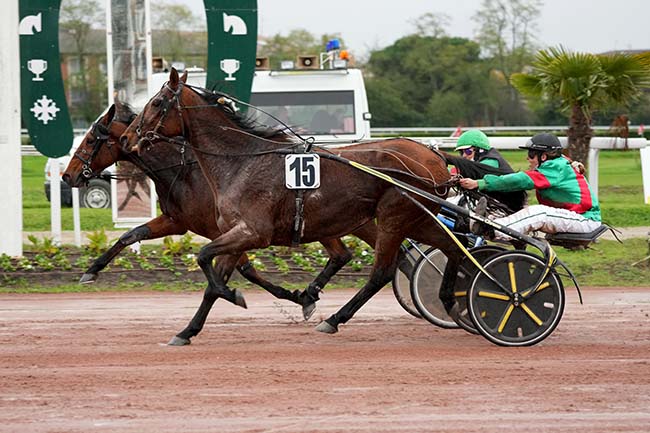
[30,95,60,125]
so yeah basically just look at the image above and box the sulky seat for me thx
[545,224,612,250]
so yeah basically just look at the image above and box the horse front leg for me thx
[298,222,379,320]
[80,215,187,283]
[316,233,401,334]
[170,226,264,346]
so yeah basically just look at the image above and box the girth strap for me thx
[292,189,305,247]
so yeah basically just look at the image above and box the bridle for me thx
[136,83,189,155]
[72,119,115,180]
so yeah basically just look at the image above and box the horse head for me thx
[121,68,197,155]
[62,101,136,188]
[121,67,285,157]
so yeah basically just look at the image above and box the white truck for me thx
[46,62,372,208]
[149,65,372,143]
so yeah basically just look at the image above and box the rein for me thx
[136,81,453,191]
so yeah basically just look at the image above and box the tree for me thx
[410,12,451,38]
[511,46,650,164]
[60,0,105,122]
[473,0,542,124]
[151,1,204,62]
[365,34,491,127]
[258,29,345,69]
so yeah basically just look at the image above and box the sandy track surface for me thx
[1,287,649,432]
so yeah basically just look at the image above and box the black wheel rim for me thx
[452,245,506,334]
[468,251,565,347]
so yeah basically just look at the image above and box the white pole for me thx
[105,0,114,106]
[50,158,62,245]
[587,148,600,198]
[72,187,82,246]
[0,0,23,256]
[144,0,153,97]
[641,147,650,205]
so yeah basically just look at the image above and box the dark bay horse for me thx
[63,102,378,319]
[121,68,463,345]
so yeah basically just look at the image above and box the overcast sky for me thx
[183,0,649,57]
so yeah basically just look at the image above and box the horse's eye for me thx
[152,98,162,107]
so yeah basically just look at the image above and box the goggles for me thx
[527,149,540,159]
[458,148,474,156]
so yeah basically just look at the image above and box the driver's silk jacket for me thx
[476,156,601,222]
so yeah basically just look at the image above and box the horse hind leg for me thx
[294,238,353,320]
[235,257,308,313]
[299,222,379,320]
[316,234,401,334]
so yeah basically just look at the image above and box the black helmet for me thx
[519,133,563,152]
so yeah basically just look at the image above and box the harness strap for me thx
[292,189,306,247]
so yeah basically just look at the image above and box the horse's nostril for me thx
[120,134,129,148]
[61,173,71,186]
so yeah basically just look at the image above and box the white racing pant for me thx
[493,204,601,241]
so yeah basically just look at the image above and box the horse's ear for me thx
[169,67,179,88]
[180,70,188,83]
[106,104,116,122]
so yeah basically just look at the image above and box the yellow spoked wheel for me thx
[467,251,565,347]
[452,245,506,335]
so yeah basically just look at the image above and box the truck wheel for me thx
[81,179,111,209]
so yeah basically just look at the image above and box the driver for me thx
[459,132,601,240]
[454,129,512,170]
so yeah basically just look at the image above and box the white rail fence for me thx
[21,127,649,200]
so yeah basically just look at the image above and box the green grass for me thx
[22,156,113,230]
[556,239,650,286]
[21,149,650,231]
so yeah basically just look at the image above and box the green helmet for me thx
[455,129,490,151]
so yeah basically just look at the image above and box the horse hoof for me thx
[167,336,191,346]
[234,290,248,309]
[79,273,98,284]
[315,321,338,334]
[302,302,316,321]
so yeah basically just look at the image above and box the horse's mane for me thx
[187,85,293,143]
[114,103,138,125]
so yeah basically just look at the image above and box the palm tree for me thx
[511,46,650,165]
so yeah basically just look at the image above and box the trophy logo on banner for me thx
[28,59,48,81]
[220,58,240,81]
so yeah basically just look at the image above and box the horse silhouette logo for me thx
[223,13,247,35]
[19,13,42,35]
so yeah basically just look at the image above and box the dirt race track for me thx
[1,287,649,433]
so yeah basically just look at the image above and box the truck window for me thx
[249,91,355,136]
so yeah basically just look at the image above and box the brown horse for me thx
[120,69,462,345]
[63,102,378,320]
